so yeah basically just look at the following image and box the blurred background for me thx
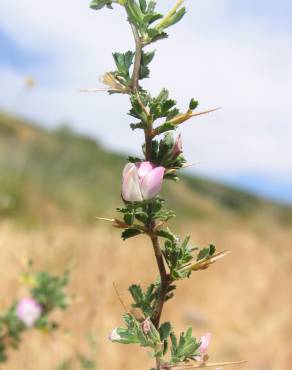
[0,1,291,369]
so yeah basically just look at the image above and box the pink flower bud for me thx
[122,162,165,202]
[141,317,151,334]
[108,328,121,342]
[16,298,42,327]
[199,332,211,354]
[173,134,183,157]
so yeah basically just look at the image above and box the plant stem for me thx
[130,23,142,92]
[129,16,169,368]
[150,232,170,327]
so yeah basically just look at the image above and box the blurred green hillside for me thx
[0,111,291,227]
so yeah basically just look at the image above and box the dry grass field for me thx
[0,216,291,370]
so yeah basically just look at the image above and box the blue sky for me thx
[0,0,291,204]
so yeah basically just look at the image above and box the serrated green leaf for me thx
[129,284,144,304]
[159,322,172,341]
[121,228,142,240]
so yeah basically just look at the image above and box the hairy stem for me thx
[150,232,170,327]
[130,23,142,91]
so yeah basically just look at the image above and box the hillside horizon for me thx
[0,110,291,227]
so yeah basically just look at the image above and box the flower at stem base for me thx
[122,162,165,202]
[16,298,42,327]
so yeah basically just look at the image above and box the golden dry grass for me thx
[0,218,291,370]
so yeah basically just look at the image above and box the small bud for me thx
[141,317,151,335]
[189,98,199,110]
[173,134,183,157]
[108,328,121,342]
[16,298,42,327]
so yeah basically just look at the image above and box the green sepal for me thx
[124,212,134,226]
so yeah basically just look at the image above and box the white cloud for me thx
[1,0,292,198]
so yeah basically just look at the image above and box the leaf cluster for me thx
[125,0,186,45]
[112,313,201,365]
[129,281,175,319]
[90,0,186,46]
[129,90,200,141]
[163,236,218,279]
[170,328,200,364]
[129,283,159,317]
[163,236,197,280]
[117,197,176,240]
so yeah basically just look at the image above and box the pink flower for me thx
[108,328,121,342]
[122,162,165,202]
[173,134,183,157]
[16,298,42,327]
[199,332,211,354]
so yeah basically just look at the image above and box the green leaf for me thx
[156,229,176,242]
[125,0,145,27]
[155,122,176,135]
[159,322,172,341]
[115,327,140,344]
[157,7,186,30]
[197,244,216,261]
[134,211,148,223]
[170,328,200,364]
[113,51,135,78]
[121,228,142,240]
[139,0,147,13]
[129,284,144,304]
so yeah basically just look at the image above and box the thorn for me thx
[167,360,247,369]
[190,107,221,118]
[78,88,109,93]
[95,217,115,222]
[112,282,127,312]
[182,162,201,169]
